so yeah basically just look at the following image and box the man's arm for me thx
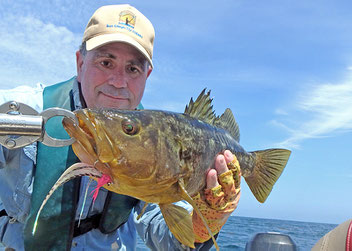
[0,144,36,250]
[134,201,191,250]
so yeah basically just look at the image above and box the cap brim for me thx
[86,33,153,68]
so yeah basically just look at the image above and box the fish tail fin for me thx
[159,203,195,248]
[245,149,291,203]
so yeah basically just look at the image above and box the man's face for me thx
[76,42,152,109]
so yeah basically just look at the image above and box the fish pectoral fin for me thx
[178,180,220,251]
[246,149,291,203]
[159,203,195,249]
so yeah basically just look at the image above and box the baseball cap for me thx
[82,4,155,68]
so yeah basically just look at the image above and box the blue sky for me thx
[0,0,351,225]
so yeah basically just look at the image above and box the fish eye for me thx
[122,119,139,135]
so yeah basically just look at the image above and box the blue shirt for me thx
[0,81,212,251]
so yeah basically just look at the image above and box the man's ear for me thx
[76,51,84,83]
[146,66,152,78]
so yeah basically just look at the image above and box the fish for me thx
[32,89,291,250]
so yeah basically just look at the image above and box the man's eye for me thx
[100,60,111,67]
[128,65,140,73]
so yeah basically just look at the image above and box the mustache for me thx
[97,85,130,99]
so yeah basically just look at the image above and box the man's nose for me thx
[107,70,128,88]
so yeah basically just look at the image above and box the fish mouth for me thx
[62,111,97,163]
[62,109,116,176]
[33,110,118,235]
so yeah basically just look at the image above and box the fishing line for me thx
[78,177,93,227]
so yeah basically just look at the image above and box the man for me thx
[0,4,241,250]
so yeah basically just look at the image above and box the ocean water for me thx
[0,216,337,250]
[136,216,338,251]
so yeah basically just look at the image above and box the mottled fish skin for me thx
[62,89,290,208]
[147,110,248,195]
[63,109,254,203]
[39,90,290,250]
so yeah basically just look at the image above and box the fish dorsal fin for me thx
[184,89,217,124]
[215,108,240,142]
[185,90,240,142]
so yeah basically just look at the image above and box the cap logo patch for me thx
[105,10,143,39]
[119,10,136,28]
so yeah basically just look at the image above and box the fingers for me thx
[206,150,235,188]
[203,168,238,210]
[215,151,236,201]
[215,151,230,175]
[206,169,219,189]
[218,170,236,202]
[225,151,241,189]
[204,150,241,209]
[223,150,234,167]
[206,150,237,189]
[206,151,232,189]
[204,183,226,209]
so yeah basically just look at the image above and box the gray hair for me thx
[79,42,87,56]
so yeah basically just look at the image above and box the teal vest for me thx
[24,78,138,251]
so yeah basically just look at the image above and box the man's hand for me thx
[191,150,241,243]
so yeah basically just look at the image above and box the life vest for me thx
[24,77,138,251]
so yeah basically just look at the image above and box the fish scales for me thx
[158,111,248,195]
[77,109,257,201]
[100,109,233,197]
